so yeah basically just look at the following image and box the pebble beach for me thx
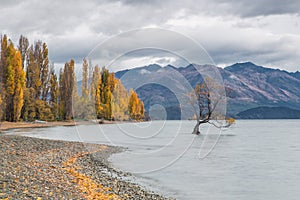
[0,134,173,199]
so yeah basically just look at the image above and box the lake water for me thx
[5,120,300,200]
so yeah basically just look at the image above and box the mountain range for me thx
[114,62,300,119]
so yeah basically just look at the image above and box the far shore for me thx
[0,121,79,132]
[0,119,138,132]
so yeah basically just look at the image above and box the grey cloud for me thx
[0,0,299,72]
[209,36,300,72]
[116,0,300,17]
[220,0,300,17]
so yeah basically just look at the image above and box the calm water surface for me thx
[5,120,300,200]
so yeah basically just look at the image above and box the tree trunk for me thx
[192,120,200,135]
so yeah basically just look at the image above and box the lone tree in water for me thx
[188,77,234,135]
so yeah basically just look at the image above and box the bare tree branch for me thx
[187,77,235,135]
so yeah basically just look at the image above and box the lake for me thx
[5,120,300,200]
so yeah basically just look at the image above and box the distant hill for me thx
[222,62,300,114]
[290,71,300,80]
[236,106,300,119]
[114,62,300,119]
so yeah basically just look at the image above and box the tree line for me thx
[74,59,144,121]
[0,34,144,122]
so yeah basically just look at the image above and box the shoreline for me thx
[0,121,79,133]
[0,120,140,133]
[0,134,173,199]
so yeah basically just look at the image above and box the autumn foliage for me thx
[75,63,145,121]
[0,34,145,122]
[0,35,25,122]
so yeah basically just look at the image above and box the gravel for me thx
[0,135,174,199]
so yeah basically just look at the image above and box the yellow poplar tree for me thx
[93,67,145,121]
[91,65,101,100]
[128,89,144,121]
[60,60,75,120]
[82,58,89,98]
[49,66,59,119]
[5,42,25,122]
[13,51,25,121]
[111,79,129,120]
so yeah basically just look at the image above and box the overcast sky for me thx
[1,0,300,72]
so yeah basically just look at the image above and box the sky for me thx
[1,0,300,72]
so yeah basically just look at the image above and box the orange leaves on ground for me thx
[62,146,120,200]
